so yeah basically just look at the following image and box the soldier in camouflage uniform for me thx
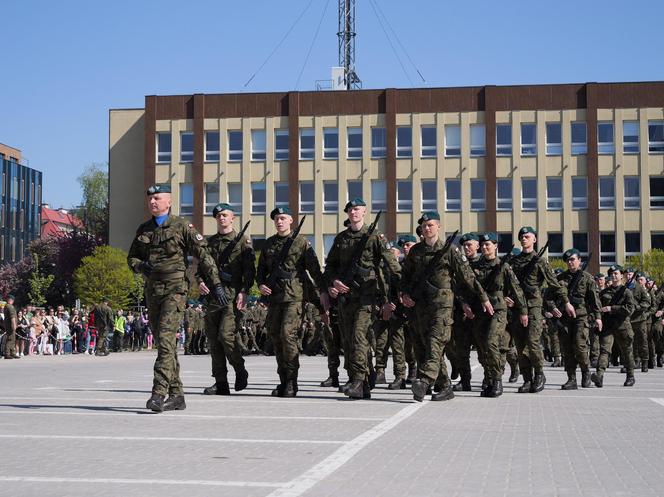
[128,184,224,412]
[319,299,343,387]
[183,302,195,355]
[397,235,419,384]
[652,284,664,367]
[593,265,637,387]
[631,273,652,372]
[198,203,255,396]
[3,295,18,359]
[325,198,401,400]
[257,207,328,397]
[401,212,492,402]
[590,273,607,367]
[92,298,114,357]
[557,249,602,389]
[507,227,570,393]
[543,272,563,367]
[646,279,658,369]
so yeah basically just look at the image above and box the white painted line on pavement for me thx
[266,400,426,497]
[649,398,664,407]
[0,476,286,488]
[0,434,344,444]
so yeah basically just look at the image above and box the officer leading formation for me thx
[128,188,662,412]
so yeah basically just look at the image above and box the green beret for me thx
[518,226,536,238]
[146,184,171,196]
[562,248,581,261]
[397,235,418,246]
[417,211,440,224]
[626,267,635,273]
[212,203,233,218]
[270,206,292,220]
[479,232,497,243]
[635,272,644,279]
[459,232,479,244]
[608,264,624,275]
[511,247,522,256]
[6,294,14,300]
[344,197,367,213]
[595,273,605,279]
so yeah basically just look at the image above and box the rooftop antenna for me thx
[338,0,361,90]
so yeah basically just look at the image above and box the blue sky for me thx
[2,0,664,208]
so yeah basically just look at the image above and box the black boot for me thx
[581,371,592,388]
[641,362,649,373]
[531,372,546,393]
[146,393,165,412]
[387,377,406,390]
[551,356,562,367]
[452,374,471,392]
[620,366,627,374]
[368,368,377,390]
[234,367,249,391]
[338,380,351,394]
[480,379,493,398]
[494,379,503,397]
[345,379,364,399]
[282,380,297,398]
[658,355,663,368]
[624,373,635,387]
[561,374,578,390]
[406,365,417,384]
[320,373,339,388]
[450,366,459,381]
[271,374,287,397]
[508,364,520,383]
[591,371,604,388]
[411,378,429,402]
[362,381,371,400]
[203,380,230,395]
[375,369,387,384]
[485,379,503,398]
[431,385,455,401]
[648,358,655,369]
[163,395,186,411]
[518,371,532,393]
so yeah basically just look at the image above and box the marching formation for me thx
[127,185,663,412]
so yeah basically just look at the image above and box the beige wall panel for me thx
[154,165,170,184]
[420,159,437,178]
[545,212,563,232]
[496,111,511,123]
[621,155,640,175]
[598,210,616,227]
[519,158,537,178]
[648,155,664,172]
[622,212,641,232]
[299,162,315,181]
[323,215,342,233]
[395,114,412,126]
[496,212,514,230]
[496,157,512,178]
[203,164,218,182]
[442,158,462,178]
[347,161,363,180]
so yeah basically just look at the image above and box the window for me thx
[520,123,537,156]
[205,131,220,162]
[274,129,289,160]
[179,184,193,216]
[651,233,664,249]
[251,183,266,214]
[572,177,587,210]
[600,233,616,264]
[623,121,639,154]
[371,127,386,158]
[421,126,437,157]
[546,177,563,210]
[496,124,512,156]
[598,176,615,209]
[520,178,537,210]
[300,128,315,160]
[347,127,362,159]
[597,122,614,154]
[156,133,171,163]
[497,178,512,211]
[471,179,486,211]
[323,182,338,212]
[421,180,437,211]
[624,176,640,209]
[650,177,664,208]
[251,130,266,161]
[371,180,387,211]
[497,233,512,256]
[470,124,485,156]
[275,182,289,208]
[397,127,412,158]
[648,120,664,153]
[228,131,243,161]
[625,233,641,257]
[323,128,339,159]
[323,235,336,258]
[547,232,563,258]
[445,179,461,211]
[397,181,412,212]
[573,232,589,256]
[347,180,362,201]
[571,122,587,155]
[445,125,461,157]
[300,182,314,213]
[204,183,219,214]
[545,123,562,155]
[228,183,242,212]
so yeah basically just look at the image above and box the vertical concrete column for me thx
[385,89,397,239]
[193,94,205,230]
[586,84,601,274]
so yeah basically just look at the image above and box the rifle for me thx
[410,229,459,301]
[259,215,307,304]
[514,241,549,293]
[566,252,593,304]
[216,220,251,283]
[607,272,638,307]
[484,244,515,291]
[337,211,382,295]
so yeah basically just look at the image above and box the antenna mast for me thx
[338,0,361,90]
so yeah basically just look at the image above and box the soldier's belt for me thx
[150,270,186,280]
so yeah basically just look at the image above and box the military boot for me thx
[531,372,546,393]
[635,358,641,369]
[591,371,604,388]
[452,374,471,392]
[411,378,429,402]
[282,380,297,398]
[581,371,592,388]
[338,380,351,394]
[163,395,186,411]
[480,379,493,398]
[345,379,364,399]
[406,365,417,384]
[368,368,377,390]
[561,374,578,390]
[431,385,455,401]
[362,381,371,400]
[450,366,459,381]
[320,374,340,388]
[620,366,627,374]
[518,371,533,393]
[234,367,249,391]
[648,358,655,369]
[271,374,287,397]
[387,377,406,390]
[494,379,503,397]
[485,379,503,398]
[508,364,520,383]
[624,373,635,387]
[374,368,387,385]
[641,362,649,373]
[658,355,663,368]
[590,358,598,368]
[203,380,230,395]
[146,393,165,412]
[551,356,562,367]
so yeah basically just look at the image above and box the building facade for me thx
[109,82,664,273]
[40,204,84,238]
[0,144,43,263]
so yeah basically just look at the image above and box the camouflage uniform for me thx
[543,286,563,366]
[652,291,664,367]
[3,302,17,359]
[631,282,652,371]
[128,214,220,408]
[183,305,195,354]
[92,302,114,356]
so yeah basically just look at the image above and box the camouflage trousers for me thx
[545,320,561,358]
[509,307,545,375]
[323,320,342,373]
[559,316,590,374]
[412,302,453,386]
[590,331,600,364]
[473,310,509,382]
[266,302,302,381]
[338,298,374,382]
[146,280,187,397]
[597,324,635,374]
[374,316,407,379]
[205,299,245,382]
[97,326,110,355]
[632,320,649,363]
[448,315,474,378]
[184,325,193,353]
[653,318,664,356]
[3,327,16,358]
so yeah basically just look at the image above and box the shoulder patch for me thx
[196,234,203,241]
[461,254,468,262]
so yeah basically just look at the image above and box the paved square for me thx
[1,352,663,497]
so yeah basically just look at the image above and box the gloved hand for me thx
[213,284,228,307]
[138,261,154,277]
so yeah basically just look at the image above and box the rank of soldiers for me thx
[128,185,664,412]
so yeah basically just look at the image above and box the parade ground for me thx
[1,352,663,497]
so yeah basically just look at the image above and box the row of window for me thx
[177,176,664,216]
[156,120,664,163]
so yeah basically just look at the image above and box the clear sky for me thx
[2,0,664,209]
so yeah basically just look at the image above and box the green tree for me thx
[624,249,664,283]
[27,255,54,307]
[548,257,567,272]
[76,163,109,243]
[73,246,137,309]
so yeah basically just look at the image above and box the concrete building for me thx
[0,143,43,263]
[109,82,664,273]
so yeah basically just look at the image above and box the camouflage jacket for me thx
[472,256,527,314]
[509,251,568,309]
[557,269,602,320]
[631,284,652,323]
[600,285,636,331]
[199,229,256,295]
